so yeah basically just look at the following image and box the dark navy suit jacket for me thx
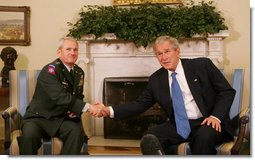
[112,58,236,137]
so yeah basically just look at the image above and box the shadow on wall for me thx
[15,52,29,69]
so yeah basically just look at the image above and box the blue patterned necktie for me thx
[171,72,191,139]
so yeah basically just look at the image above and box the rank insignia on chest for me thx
[48,65,56,75]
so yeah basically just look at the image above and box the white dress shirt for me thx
[168,60,203,119]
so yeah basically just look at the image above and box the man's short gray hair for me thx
[153,36,180,51]
[57,37,78,50]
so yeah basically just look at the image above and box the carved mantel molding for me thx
[78,30,229,66]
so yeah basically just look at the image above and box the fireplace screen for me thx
[103,77,167,139]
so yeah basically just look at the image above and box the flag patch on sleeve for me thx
[48,65,56,75]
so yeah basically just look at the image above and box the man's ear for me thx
[56,49,61,57]
[176,48,181,57]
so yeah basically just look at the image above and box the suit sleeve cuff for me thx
[109,106,114,118]
[82,103,91,112]
[210,115,221,123]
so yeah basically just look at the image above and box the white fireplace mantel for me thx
[77,31,229,137]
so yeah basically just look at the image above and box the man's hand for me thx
[88,102,105,117]
[201,117,221,132]
[67,111,77,118]
[101,107,110,117]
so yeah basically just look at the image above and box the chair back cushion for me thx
[9,70,41,116]
[229,69,244,119]
[229,69,244,134]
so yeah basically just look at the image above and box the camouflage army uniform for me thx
[18,58,87,155]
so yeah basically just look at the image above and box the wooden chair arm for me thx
[1,106,18,119]
[231,115,249,155]
[1,106,19,153]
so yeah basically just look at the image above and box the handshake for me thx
[88,102,110,118]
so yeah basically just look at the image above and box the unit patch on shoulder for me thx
[48,64,56,75]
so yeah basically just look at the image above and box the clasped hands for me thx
[88,102,110,117]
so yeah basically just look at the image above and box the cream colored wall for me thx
[215,0,250,110]
[0,0,111,70]
[0,0,250,109]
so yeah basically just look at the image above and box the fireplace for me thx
[103,77,167,139]
[77,32,228,137]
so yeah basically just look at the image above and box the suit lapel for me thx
[159,69,172,115]
[181,59,206,116]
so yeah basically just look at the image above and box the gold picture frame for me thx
[113,0,182,5]
[0,6,31,46]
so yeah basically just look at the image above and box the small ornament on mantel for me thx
[0,47,18,87]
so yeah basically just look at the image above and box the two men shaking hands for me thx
[88,103,110,118]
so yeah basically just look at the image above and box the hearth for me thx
[103,77,167,139]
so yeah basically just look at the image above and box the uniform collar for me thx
[63,63,74,72]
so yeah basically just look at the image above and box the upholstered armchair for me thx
[1,70,88,155]
[176,69,250,155]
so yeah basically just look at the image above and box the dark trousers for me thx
[145,118,232,155]
[17,118,86,155]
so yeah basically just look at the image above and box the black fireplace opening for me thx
[103,77,167,139]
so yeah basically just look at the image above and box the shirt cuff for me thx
[82,103,91,112]
[109,106,114,118]
[210,115,221,123]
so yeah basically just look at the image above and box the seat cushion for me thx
[177,137,241,155]
[52,137,63,155]
[10,130,43,155]
[10,129,63,155]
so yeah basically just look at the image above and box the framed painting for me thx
[113,0,182,5]
[0,6,30,46]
